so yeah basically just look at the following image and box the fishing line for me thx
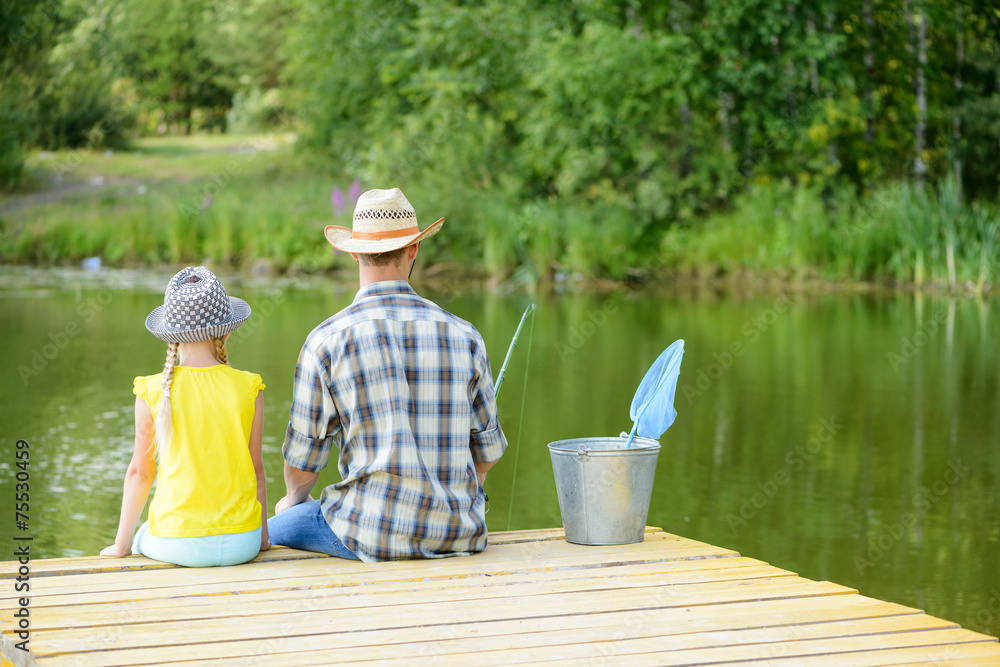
[505,305,535,531]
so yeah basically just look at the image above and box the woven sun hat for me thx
[324,187,444,254]
[145,266,251,343]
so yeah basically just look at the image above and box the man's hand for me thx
[475,459,496,489]
[274,493,315,515]
[280,462,320,514]
[274,495,297,514]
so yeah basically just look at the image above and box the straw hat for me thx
[145,266,251,343]
[324,187,444,254]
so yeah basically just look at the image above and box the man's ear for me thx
[407,242,419,261]
[350,253,360,262]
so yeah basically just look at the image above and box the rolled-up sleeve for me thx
[469,340,507,463]
[282,344,339,473]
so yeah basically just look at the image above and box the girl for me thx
[101,266,269,567]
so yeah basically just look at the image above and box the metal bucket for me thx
[548,436,660,545]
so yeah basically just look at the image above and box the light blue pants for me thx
[132,521,261,567]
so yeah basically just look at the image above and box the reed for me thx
[972,203,999,295]
[656,178,998,292]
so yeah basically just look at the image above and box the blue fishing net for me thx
[626,339,685,445]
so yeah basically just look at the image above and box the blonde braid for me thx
[153,342,179,457]
[215,337,229,365]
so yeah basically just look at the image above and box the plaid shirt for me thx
[282,280,507,562]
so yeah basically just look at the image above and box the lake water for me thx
[1,267,998,639]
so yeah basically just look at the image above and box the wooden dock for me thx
[2,527,998,666]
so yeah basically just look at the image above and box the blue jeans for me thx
[132,521,261,567]
[267,499,359,560]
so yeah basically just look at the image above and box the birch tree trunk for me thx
[862,0,875,144]
[913,1,928,189]
[953,4,963,188]
[718,92,733,154]
[947,5,963,291]
[824,8,838,166]
[807,12,820,97]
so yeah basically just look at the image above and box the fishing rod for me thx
[494,303,536,396]
[485,302,536,530]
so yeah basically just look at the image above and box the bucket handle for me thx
[577,444,590,462]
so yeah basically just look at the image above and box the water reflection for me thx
[0,268,997,638]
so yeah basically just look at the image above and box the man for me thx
[268,187,507,562]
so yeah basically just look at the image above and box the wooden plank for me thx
[879,652,1000,667]
[0,533,738,606]
[0,527,666,579]
[25,577,854,658]
[695,639,1000,667]
[14,558,786,628]
[4,555,770,623]
[3,551,745,616]
[758,641,1000,666]
[40,594,921,666]
[30,574,848,647]
[0,546,328,579]
[20,563,795,632]
[471,628,997,667]
[487,526,663,545]
[164,614,960,667]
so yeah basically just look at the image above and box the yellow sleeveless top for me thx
[134,365,265,538]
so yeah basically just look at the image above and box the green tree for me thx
[110,0,234,133]
[34,0,137,149]
[0,0,67,187]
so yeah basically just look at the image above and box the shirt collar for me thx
[352,280,417,304]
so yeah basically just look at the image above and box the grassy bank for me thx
[1,135,997,294]
[666,179,1000,294]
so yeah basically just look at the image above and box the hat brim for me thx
[324,217,444,254]
[145,297,252,343]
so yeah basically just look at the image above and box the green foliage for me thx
[279,0,1000,286]
[226,89,286,135]
[109,0,234,133]
[0,96,30,190]
[34,3,137,150]
[3,0,1000,290]
[0,0,66,187]
[521,20,713,223]
[0,0,295,161]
